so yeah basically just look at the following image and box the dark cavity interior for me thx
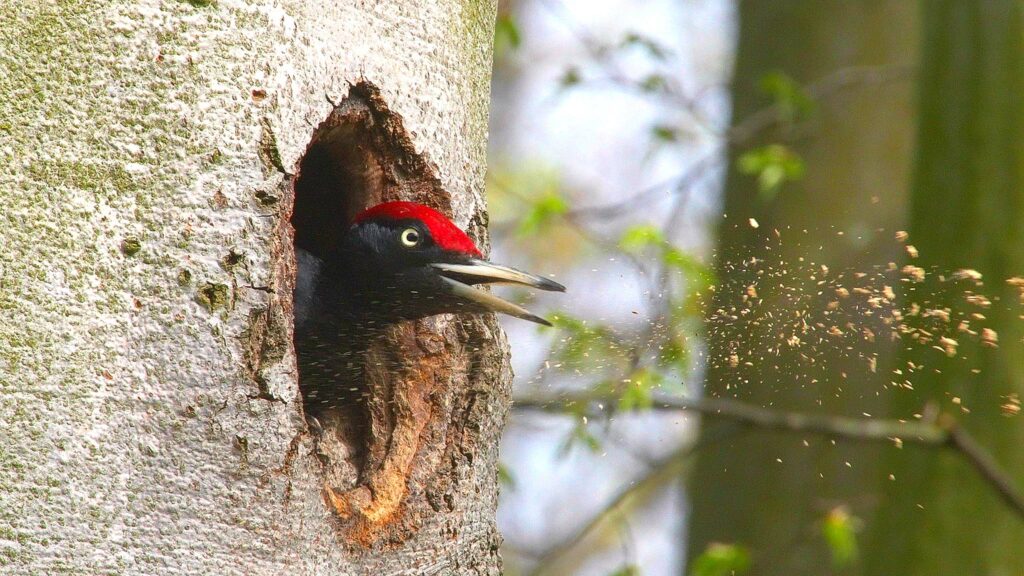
[291,92,390,487]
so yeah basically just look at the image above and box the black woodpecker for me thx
[294,201,565,415]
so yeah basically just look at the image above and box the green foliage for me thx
[488,162,567,234]
[620,32,669,61]
[559,417,603,456]
[689,543,751,576]
[823,507,860,567]
[619,225,713,287]
[497,462,516,490]
[759,71,815,123]
[494,14,522,59]
[639,74,668,93]
[651,124,679,143]
[548,314,628,372]
[663,246,714,288]
[608,564,642,576]
[487,162,591,268]
[655,334,689,371]
[517,193,568,237]
[615,224,710,377]
[737,144,805,199]
[618,224,666,252]
[560,67,582,89]
[617,368,662,412]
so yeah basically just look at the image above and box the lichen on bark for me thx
[0,0,503,574]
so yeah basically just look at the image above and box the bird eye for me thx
[400,228,421,247]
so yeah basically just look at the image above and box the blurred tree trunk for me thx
[0,1,505,574]
[685,1,917,573]
[862,2,1024,573]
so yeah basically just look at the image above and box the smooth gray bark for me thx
[0,1,502,574]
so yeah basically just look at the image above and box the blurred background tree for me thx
[687,1,917,571]
[485,1,1024,575]
[863,2,1024,574]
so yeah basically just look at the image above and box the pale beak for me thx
[430,259,565,326]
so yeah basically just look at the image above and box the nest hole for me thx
[291,86,396,488]
[289,82,456,538]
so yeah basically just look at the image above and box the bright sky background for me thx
[489,1,735,573]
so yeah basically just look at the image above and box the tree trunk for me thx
[863,2,1024,573]
[685,1,918,572]
[0,1,506,574]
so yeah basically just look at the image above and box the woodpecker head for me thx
[307,201,564,328]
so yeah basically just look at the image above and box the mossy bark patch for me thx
[196,282,230,311]
[121,237,142,257]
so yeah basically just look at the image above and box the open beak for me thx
[430,259,565,326]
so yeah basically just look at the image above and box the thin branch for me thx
[513,392,1024,522]
[562,152,719,221]
[726,62,916,143]
[537,0,719,131]
[945,422,1024,519]
[523,423,740,576]
[515,392,945,442]
[500,62,916,232]
[486,171,652,278]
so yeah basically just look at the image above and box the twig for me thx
[515,392,944,442]
[500,62,916,232]
[523,423,739,576]
[945,421,1024,519]
[486,171,650,275]
[513,392,1024,523]
[562,152,719,221]
[727,62,915,143]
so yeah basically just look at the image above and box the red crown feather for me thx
[353,202,482,257]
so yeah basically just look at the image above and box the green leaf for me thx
[737,144,805,199]
[639,74,668,93]
[547,314,628,373]
[618,368,661,412]
[663,248,711,283]
[494,14,522,58]
[517,193,569,237]
[497,462,516,490]
[608,565,641,576]
[823,507,860,567]
[560,67,582,89]
[619,224,666,253]
[656,336,689,370]
[486,162,563,221]
[651,124,679,143]
[620,32,669,60]
[759,71,816,122]
[689,543,751,576]
[618,384,649,412]
[558,420,602,457]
